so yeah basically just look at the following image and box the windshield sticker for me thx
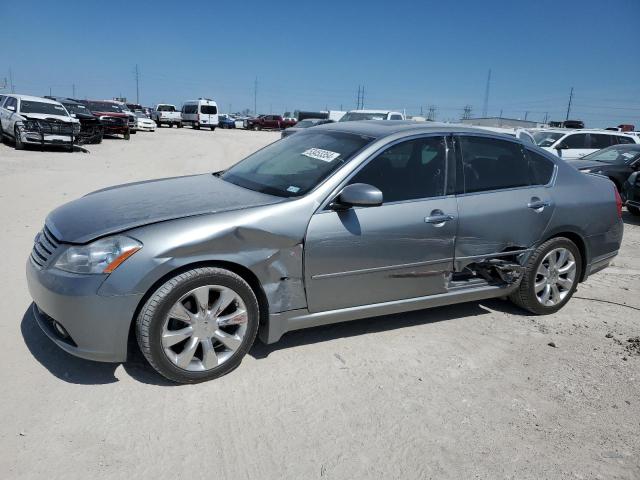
[622,152,636,159]
[286,186,300,193]
[302,148,341,162]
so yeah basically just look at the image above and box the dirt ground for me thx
[1,127,639,480]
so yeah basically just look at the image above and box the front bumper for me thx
[26,258,143,362]
[136,123,156,131]
[20,131,74,145]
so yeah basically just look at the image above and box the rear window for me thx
[590,134,613,149]
[201,105,217,115]
[616,135,636,145]
[526,149,555,185]
[157,105,176,112]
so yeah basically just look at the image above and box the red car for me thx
[246,115,296,131]
[80,100,131,140]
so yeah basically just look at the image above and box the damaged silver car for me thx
[26,122,623,383]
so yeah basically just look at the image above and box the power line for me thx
[135,64,140,104]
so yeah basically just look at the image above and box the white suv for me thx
[0,94,80,150]
[531,129,638,160]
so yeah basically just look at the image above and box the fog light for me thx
[53,321,69,338]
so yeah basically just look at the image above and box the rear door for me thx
[453,135,556,269]
[304,135,457,312]
[558,132,590,159]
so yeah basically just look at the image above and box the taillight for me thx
[614,186,622,218]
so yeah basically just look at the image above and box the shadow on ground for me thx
[21,298,518,385]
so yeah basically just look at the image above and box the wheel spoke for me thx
[213,329,242,351]
[176,336,199,368]
[550,284,561,303]
[557,277,573,290]
[162,326,193,347]
[537,265,550,277]
[217,309,248,327]
[534,280,547,294]
[201,337,218,369]
[547,251,557,269]
[558,261,575,275]
[212,288,237,316]
[557,249,568,267]
[192,286,210,314]
[540,284,551,304]
[168,302,193,323]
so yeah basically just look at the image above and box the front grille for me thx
[24,119,74,135]
[30,225,60,268]
[100,116,127,126]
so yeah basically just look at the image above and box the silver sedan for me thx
[27,121,623,383]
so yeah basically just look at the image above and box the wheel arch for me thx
[127,260,270,358]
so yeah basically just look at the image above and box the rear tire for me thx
[177,122,183,128]
[509,237,581,315]
[136,267,260,384]
[628,205,640,216]
[124,131,131,140]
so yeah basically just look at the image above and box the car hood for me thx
[566,160,614,171]
[21,113,77,124]
[46,174,283,244]
[92,111,129,118]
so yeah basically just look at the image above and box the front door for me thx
[453,135,556,266]
[304,135,457,313]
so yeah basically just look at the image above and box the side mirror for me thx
[332,183,383,209]
[630,171,640,186]
[7,105,16,112]
[555,143,568,150]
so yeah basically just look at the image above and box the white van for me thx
[181,99,219,130]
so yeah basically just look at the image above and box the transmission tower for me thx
[462,105,473,120]
[427,105,437,121]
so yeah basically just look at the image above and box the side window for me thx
[526,149,555,186]
[349,137,446,203]
[459,136,529,193]
[562,133,588,149]
[616,135,635,145]
[590,134,613,149]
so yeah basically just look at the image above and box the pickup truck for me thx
[245,115,296,130]
[152,104,182,128]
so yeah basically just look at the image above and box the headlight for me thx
[21,119,40,131]
[54,235,142,274]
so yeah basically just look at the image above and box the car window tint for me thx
[590,134,613,149]
[459,136,529,193]
[349,137,446,203]
[526,149,555,185]
[616,135,636,145]
[200,105,217,114]
[562,133,588,149]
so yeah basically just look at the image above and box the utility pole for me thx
[356,85,361,109]
[427,105,437,121]
[9,69,14,93]
[524,111,529,121]
[135,64,140,104]
[361,85,364,109]
[565,87,574,121]
[72,83,76,98]
[543,112,549,124]
[420,106,423,116]
[49,86,52,96]
[254,77,258,114]
[482,69,491,117]
[499,108,503,118]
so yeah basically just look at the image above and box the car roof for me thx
[8,94,61,104]
[314,120,512,139]
[347,109,397,114]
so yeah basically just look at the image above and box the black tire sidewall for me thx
[628,205,640,216]
[137,268,259,383]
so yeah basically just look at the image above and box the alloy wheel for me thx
[534,248,577,307]
[161,285,248,371]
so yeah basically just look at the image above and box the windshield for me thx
[340,112,388,122]
[157,105,176,112]
[86,101,123,113]
[582,146,640,165]
[20,101,68,116]
[135,111,148,118]
[296,120,317,128]
[533,131,564,147]
[63,103,91,115]
[222,131,373,197]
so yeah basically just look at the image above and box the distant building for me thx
[460,117,541,129]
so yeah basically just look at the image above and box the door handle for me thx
[425,212,455,224]
[527,200,550,210]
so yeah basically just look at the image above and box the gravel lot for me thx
[1,127,639,479]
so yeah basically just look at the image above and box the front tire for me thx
[628,205,640,216]
[136,267,260,383]
[14,126,24,150]
[510,237,581,315]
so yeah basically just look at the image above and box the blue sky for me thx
[2,0,639,127]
